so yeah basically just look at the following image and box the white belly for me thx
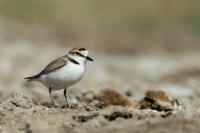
[39,62,85,90]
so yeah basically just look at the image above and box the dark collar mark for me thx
[68,57,80,65]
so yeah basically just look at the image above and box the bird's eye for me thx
[75,52,80,55]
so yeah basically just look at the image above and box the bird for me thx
[25,47,94,107]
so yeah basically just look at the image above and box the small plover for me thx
[25,47,94,107]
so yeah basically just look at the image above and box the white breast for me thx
[40,62,85,90]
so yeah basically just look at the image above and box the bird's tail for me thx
[24,74,40,82]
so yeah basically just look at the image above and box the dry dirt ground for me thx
[0,42,200,133]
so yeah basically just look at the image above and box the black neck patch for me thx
[68,57,80,65]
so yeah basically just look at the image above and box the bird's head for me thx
[68,47,94,64]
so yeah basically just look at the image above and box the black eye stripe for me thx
[75,52,86,58]
[79,48,86,51]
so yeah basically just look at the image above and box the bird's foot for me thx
[64,103,78,108]
[51,102,61,108]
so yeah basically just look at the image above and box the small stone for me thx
[139,99,152,109]
[104,111,133,121]
[84,104,97,111]
[125,91,133,97]
[39,101,51,108]
[73,112,99,122]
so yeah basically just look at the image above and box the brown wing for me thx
[39,56,67,75]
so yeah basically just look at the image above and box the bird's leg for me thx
[64,88,78,108]
[64,88,69,107]
[49,85,56,107]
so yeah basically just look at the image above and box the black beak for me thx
[86,56,94,61]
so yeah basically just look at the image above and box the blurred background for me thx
[0,0,200,53]
[1,1,200,132]
[0,0,200,102]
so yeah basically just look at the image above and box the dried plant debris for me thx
[95,88,140,108]
[78,88,177,113]
[73,112,99,122]
[104,110,133,121]
[140,90,177,112]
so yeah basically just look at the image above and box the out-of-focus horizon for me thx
[0,0,200,54]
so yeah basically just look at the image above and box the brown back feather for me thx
[24,56,67,82]
[39,56,67,75]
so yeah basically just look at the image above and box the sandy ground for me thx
[0,42,200,133]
